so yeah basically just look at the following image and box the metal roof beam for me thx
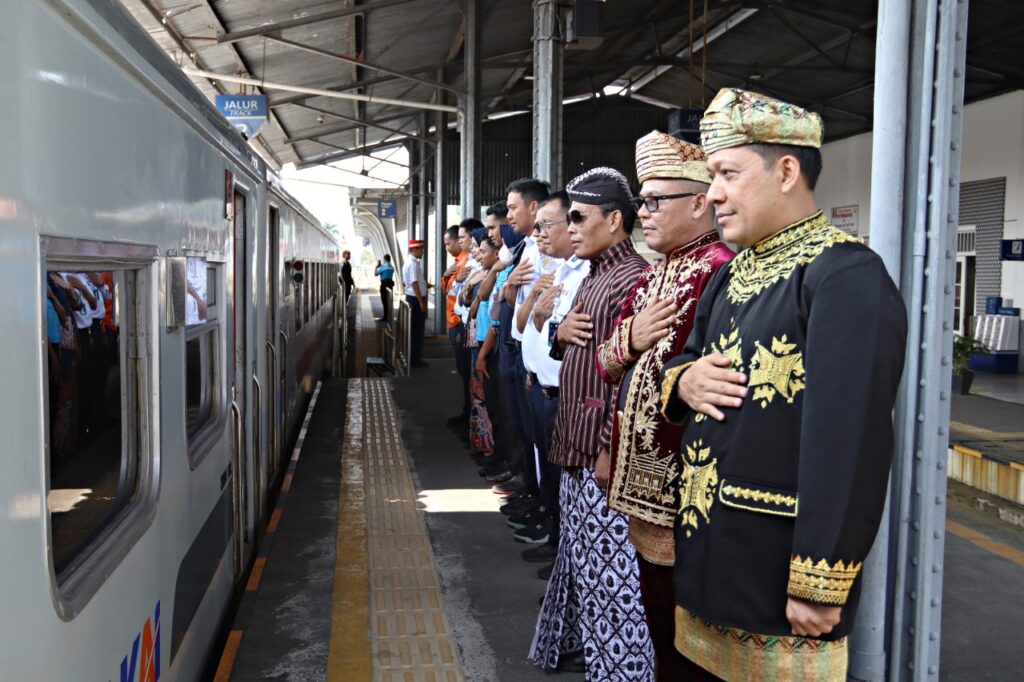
[310,140,411,170]
[266,36,465,96]
[285,114,415,144]
[298,139,412,169]
[292,103,433,144]
[216,0,423,45]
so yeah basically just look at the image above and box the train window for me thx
[42,241,157,612]
[185,259,221,464]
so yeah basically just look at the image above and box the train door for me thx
[230,186,253,579]
[266,205,281,483]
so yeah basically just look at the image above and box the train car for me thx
[0,0,339,679]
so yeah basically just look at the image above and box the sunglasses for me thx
[566,209,597,225]
[632,193,698,213]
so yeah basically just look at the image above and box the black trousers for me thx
[406,295,425,363]
[497,343,539,496]
[526,380,561,545]
[449,323,471,414]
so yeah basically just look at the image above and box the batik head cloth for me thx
[699,88,823,155]
[566,166,634,208]
[634,130,711,185]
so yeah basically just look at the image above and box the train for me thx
[0,0,341,679]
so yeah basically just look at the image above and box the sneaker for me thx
[513,519,551,544]
[506,506,548,530]
[521,543,558,563]
[536,563,554,580]
[500,496,538,515]
[555,650,586,673]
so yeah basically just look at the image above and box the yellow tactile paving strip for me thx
[363,378,464,682]
[329,376,465,682]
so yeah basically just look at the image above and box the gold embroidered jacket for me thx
[596,232,733,563]
[659,211,907,643]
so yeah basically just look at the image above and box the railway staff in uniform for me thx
[658,88,908,681]
[403,239,429,368]
[530,167,655,680]
[595,132,734,680]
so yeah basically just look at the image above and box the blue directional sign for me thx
[1001,239,1024,261]
[215,95,268,138]
[377,199,397,218]
[668,108,703,144]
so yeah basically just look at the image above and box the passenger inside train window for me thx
[45,269,132,576]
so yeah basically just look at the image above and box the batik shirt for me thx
[595,231,733,565]
[549,238,648,469]
[658,211,907,680]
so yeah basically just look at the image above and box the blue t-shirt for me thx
[46,299,60,344]
[375,263,395,281]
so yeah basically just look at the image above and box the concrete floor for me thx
[972,371,1024,406]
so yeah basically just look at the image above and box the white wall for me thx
[815,90,1024,243]
[814,90,1024,371]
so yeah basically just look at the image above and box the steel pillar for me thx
[459,0,481,219]
[853,1,968,680]
[407,140,418,239]
[848,2,912,680]
[419,113,430,257]
[434,98,448,334]
[532,0,564,187]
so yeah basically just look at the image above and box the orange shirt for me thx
[442,251,469,329]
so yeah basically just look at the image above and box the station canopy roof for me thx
[122,0,1024,170]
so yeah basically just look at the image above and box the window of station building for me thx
[185,258,221,465]
[42,239,156,613]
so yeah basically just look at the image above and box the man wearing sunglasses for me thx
[658,89,907,681]
[530,167,654,679]
[595,132,734,680]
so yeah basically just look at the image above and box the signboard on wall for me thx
[831,205,859,235]
[377,199,397,218]
[1001,239,1024,261]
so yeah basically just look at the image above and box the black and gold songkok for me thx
[566,166,634,207]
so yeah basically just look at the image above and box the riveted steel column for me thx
[848,2,912,680]
[434,99,448,333]
[419,112,431,297]
[459,0,481,219]
[532,0,564,187]
[407,140,418,239]
[884,1,968,680]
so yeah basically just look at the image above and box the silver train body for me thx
[0,1,339,679]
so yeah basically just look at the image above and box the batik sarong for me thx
[531,468,655,680]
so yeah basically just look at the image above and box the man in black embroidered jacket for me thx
[658,88,908,681]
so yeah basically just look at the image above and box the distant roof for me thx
[120,0,1024,169]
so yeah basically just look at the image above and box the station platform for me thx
[212,292,1023,681]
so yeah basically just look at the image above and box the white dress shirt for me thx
[521,255,590,387]
[402,256,426,297]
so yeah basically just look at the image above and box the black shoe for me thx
[484,469,514,484]
[513,519,551,544]
[555,650,586,673]
[491,478,522,495]
[446,413,468,429]
[500,496,538,515]
[506,506,548,529]
[522,543,558,563]
[477,459,508,477]
[412,360,430,368]
[536,563,554,580]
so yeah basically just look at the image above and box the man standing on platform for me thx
[595,132,733,680]
[659,89,908,681]
[442,226,472,428]
[530,167,654,680]
[403,239,429,369]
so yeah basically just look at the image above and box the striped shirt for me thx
[549,237,649,469]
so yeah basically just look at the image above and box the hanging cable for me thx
[688,0,694,109]
[701,0,708,107]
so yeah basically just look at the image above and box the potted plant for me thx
[952,333,988,395]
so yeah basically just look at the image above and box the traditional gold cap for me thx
[635,130,711,185]
[700,88,823,155]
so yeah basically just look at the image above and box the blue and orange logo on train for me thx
[120,602,160,682]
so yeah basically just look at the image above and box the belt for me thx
[541,385,559,399]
